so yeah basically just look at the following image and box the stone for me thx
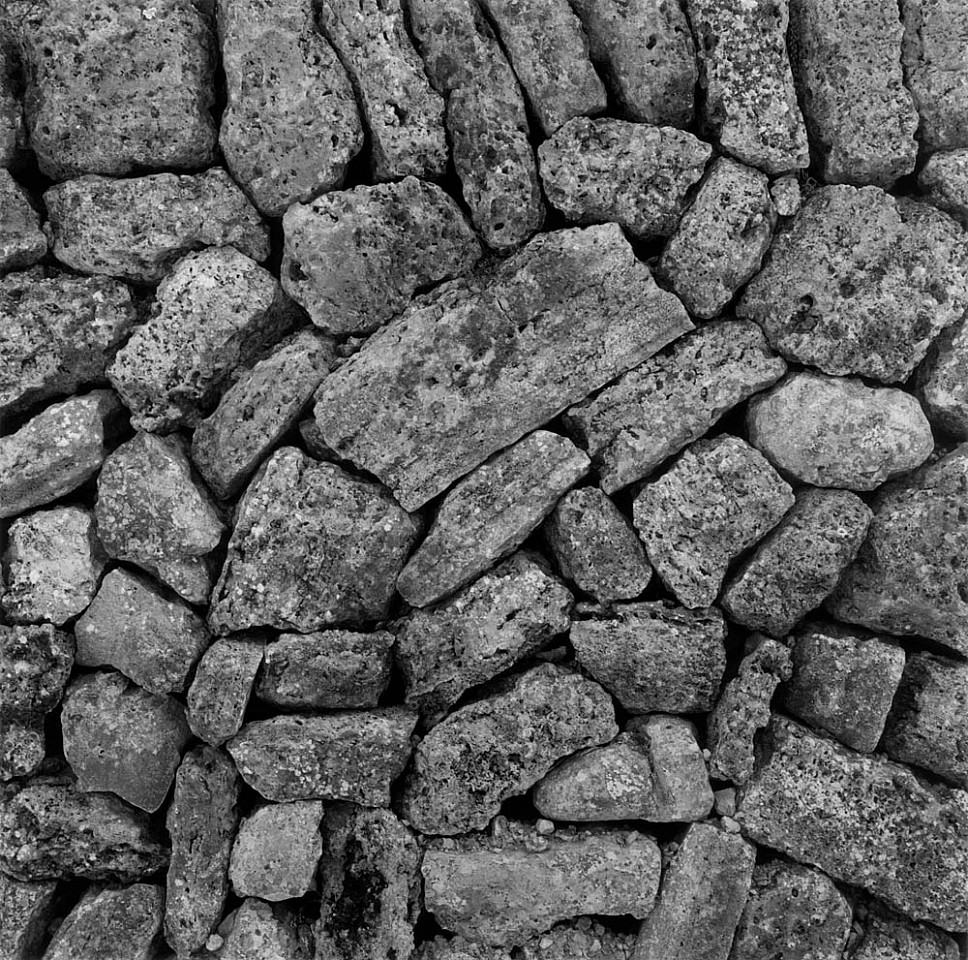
[317,0,447,181]
[0,390,123,520]
[227,708,418,805]
[543,487,651,603]
[783,621,906,752]
[43,885,165,960]
[257,630,393,710]
[282,178,481,335]
[75,568,210,697]
[729,861,852,960]
[537,119,712,238]
[0,47,23,169]
[658,157,777,319]
[533,715,713,822]
[315,224,693,511]
[191,330,337,500]
[571,602,726,713]
[298,414,338,461]
[721,488,873,637]
[707,636,792,784]
[0,171,44,271]
[187,637,263,746]
[0,874,58,960]
[919,149,968,224]
[518,920,637,960]
[213,900,313,960]
[826,445,968,655]
[209,448,419,634]
[632,436,795,608]
[165,747,241,957]
[397,431,589,607]
[2,506,105,625]
[739,186,968,382]
[401,664,617,834]
[315,805,421,960]
[854,908,960,960]
[20,0,216,179]
[747,372,934,490]
[771,175,802,217]
[230,801,324,902]
[217,0,362,215]
[108,248,295,433]
[0,773,169,882]
[415,936,510,960]
[882,653,968,788]
[915,315,968,439]
[564,320,786,493]
[788,0,918,187]
[61,671,190,812]
[687,0,810,173]
[423,827,661,946]
[44,168,269,284]
[0,722,44,783]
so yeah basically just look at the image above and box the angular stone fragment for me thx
[187,637,262,746]
[415,937,510,960]
[257,630,393,710]
[854,908,960,960]
[565,321,786,493]
[538,119,712,238]
[401,664,617,834]
[0,874,58,960]
[0,722,44,783]
[317,0,446,181]
[519,920,637,960]
[572,602,726,713]
[0,171,44,271]
[316,224,693,511]
[282,178,481,335]
[214,899,314,960]
[210,447,419,634]
[44,168,269,284]
[826,445,968,655]
[633,436,794,608]
[165,747,240,957]
[740,185,968,382]
[919,149,968,224]
[217,0,362,215]
[398,431,589,607]
[0,47,23,170]
[0,390,123,519]
[227,708,418,805]
[659,157,776,319]
[721,488,872,637]
[915,316,968,439]
[423,827,660,946]
[771,175,802,217]
[783,622,905,752]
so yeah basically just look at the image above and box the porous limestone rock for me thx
[0,170,45,271]
[186,636,263,746]
[915,315,968,439]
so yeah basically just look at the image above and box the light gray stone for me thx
[915,315,968,439]
[212,899,313,960]
[854,908,960,960]
[186,636,263,746]
[0,170,44,271]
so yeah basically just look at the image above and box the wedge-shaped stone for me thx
[0,875,58,960]
[915,315,968,440]
[186,636,263,746]
[315,224,693,511]
[854,906,961,960]
[0,171,45,272]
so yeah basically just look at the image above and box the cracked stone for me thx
[186,636,263,746]
[0,170,45,271]
[915,315,968,440]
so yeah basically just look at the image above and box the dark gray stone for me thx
[0,171,45,271]
[186,636,263,746]
[915,315,968,440]
[0,874,58,960]
[919,149,968,225]
[211,899,313,960]
[854,907,960,960]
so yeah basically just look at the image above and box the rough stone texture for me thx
[565,320,786,493]
[729,861,852,960]
[706,636,792,784]
[826,444,968,656]
[317,0,447,181]
[687,0,810,173]
[44,168,269,284]
[229,801,324,902]
[721,488,873,637]
[0,874,58,960]
[282,178,481,335]
[20,0,216,180]
[736,716,968,932]
[919,149,968,224]
[659,157,777,319]
[0,170,44,271]
[538,119,712,238]
[571,602,727,714]
[423,827,661,947]
[533,715,713,822]
[783,621,906,752]
[257,630,393,710]
[633,823,756,960]
[854,908,960,960]
[226,708,418,805]
[165,746,241,957]
[186,636,263,746]
[632,435,794,609]
[882,653,968,789]
[0,722,45,783]
[771,175,802,217]
[415,937,510,960]
[401,664,617,834]
[108,247,295,433]
[213,899,313,960]
[0,390,123,520]
[192,329,337,499]
[0,47,23,170]
[915,315,968,439]
[217,0,362,215]
[518,920,637,960]
[397,431,589,607]
[315,805,421,960]
[2,506,105,625]
[209,447,419,634]
[317,225,692,511]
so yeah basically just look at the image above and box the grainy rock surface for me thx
[915,316,968,439]
[854,908,961,960]
[518,920,637,960]
[0,874,58,960]
[186,636,263,746]
[0,47,23,170]
[212,899,313,960]
[0,170,45,271]
[919,149,968,223]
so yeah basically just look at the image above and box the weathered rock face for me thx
[919,149,968,224]
[0,170,45,271]
[854,907,961,960]
[0,46,24,170]
[915,316,968,440]
[213,898,314,960]
[771,175,802,217]
[0,874,58,960]
[517,920,637,960]
[314,224,693,511]
[186,636,263,746]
